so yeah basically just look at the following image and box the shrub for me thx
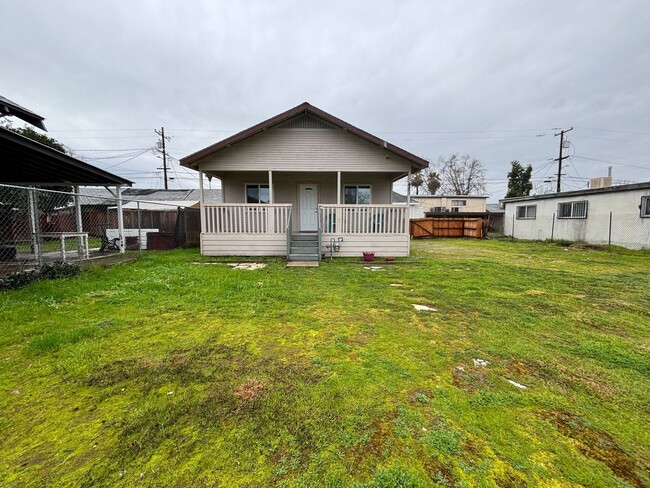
[0,261,81,291]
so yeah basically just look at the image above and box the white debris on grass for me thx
[389,283,403,287]
[167,391,174,396]
[506,379,528,390]
[227,263,267,270]
[363,266,385,271]
[473,358,490,367]
[412,304,438,312]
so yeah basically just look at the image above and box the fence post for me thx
[137,201,142,255]
[74,185,85,258]
[608,211,612,245]
[116,185,125,253]
[550,212,556,242]
[28,187,42,266]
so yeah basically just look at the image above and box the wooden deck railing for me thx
[202,204,292,234]
[319,204,409,234]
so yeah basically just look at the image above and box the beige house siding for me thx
[196,128,413,173]
[201,234,286,256]
[320,234,410,257]
[414,196,487,213]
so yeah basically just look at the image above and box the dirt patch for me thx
[493,469,529,488]
[541,410,645,487]
[508,358,617,400]
[234,378,265,402]
[452,365,486,393]
[423,458,456,486]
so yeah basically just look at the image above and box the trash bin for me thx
[146,232,175,250]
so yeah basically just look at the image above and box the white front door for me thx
[299,184,318,231]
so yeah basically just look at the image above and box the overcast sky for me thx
[3,1,649,200]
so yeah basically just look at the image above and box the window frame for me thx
[344,184,372,205]
[244,183,270,204]
[516,204,537,220]
[557,200,588,219]
[451,199,467,207]
[641,196,650,218]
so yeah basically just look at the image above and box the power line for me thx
[572,155,650,170]
[573,126,650,136]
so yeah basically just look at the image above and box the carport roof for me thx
[0,95,47,131]
[0,127,132,186]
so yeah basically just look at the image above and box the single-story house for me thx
[180,102,429,260]
[500,182,650,250]
[413,195,487,214]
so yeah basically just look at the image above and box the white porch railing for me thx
[202,204,291,234]
[319,204,409,234]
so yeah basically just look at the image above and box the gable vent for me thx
[277,114,334,129]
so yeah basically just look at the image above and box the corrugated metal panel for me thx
[197,128,412,173]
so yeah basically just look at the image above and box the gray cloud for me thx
[2,0,649,197]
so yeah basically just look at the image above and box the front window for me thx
[451,199,467,206]
[641,196,650,218]
[246,184,269,204]
[344,185,371,204]
[516,205,537,219]
[558,200,588,219]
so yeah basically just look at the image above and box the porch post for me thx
[116,185,125,253]
[336,171,341,204]
[199,169,206,233]
[268,170,273,204]
[407,169,412,206]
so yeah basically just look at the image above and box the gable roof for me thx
[76,187,222,206]
[180,102,429,170]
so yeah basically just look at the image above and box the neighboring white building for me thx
[500,182,650,250]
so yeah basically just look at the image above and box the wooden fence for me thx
[409,218,485,239]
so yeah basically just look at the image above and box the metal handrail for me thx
[317,205,323,261]
[285,207,292,260]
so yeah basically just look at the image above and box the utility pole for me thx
[155,127,171,189]
[554,127,573,193]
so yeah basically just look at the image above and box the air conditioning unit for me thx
[589,177,612,189]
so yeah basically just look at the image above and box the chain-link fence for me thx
[0,184,201,278]
[504,210,650,250]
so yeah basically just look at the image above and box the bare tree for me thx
[438,153,486,195]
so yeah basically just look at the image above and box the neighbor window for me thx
[516,205,537,219]
[344,185,371,204]
[451,199,467,206]
[245,184,269,204]
[641,196,650,218]
[558,200,588,219]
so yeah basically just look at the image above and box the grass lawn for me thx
[0,239,648,487]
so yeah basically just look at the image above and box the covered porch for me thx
[198,170,412,259]
[199,202,410,259]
